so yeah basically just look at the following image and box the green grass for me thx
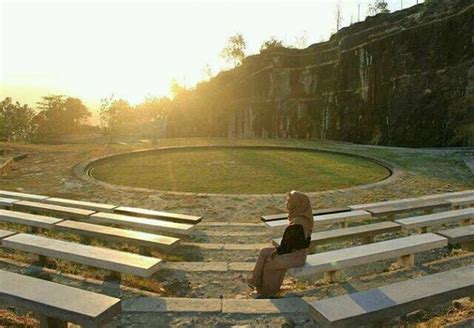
[90,148,390,194]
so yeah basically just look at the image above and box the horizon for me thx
[1,0,423,112]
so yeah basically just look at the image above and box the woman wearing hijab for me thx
[245,190,313,298]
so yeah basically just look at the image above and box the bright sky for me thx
[1,0,423,110]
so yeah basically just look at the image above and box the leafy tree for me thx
[368,0,390,14]
[221,33,246,67]
[260,37,285,52]
[0,97,36,141]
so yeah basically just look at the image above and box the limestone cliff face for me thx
[167,0,474,147]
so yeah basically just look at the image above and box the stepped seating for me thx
[0,197,19,209]
[43,197,118,212]
[272,222,401,251]
[90,212,195,235]
[114,206,202,224]
[261,207,351,222]
[395,208,474,233]
[0,229,17,240]
[265,210,372,229]
[0,190,48,202]
[289,233,447,282]
[13,200,96,220]
[363,198,451,220]
[2,233,162,278]
[448,195,474,209]
[309,265,474,328]
[0,209,64,230]
[418,190,474,201]
[436,225,474,251]
[0,270,121,328]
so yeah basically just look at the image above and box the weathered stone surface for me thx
[114,206,201,224]
[0,209,64,229]
[365,199,450,216]
[448,196,474,208]
[261,207,351,222]
[123,297,222,313]
[0,270,121,327]
[436,225,474,245]
[289,233,447,277]
[309,265,474,328]
[395,208,474,229]
[55,220,179,249]
[418,190,474,201]
[272,221,401,247]
[228,262,254,272]
[2,233,162,277]
[0,190,48,202]
[90,212,194,235]
[266,210,371,229]
[349,198,420,210]
[164,262,228,272]
[223,298,309,314]
[13,201,96,220]
[0,197,19,209]
[44,197,118,212]
[0,229,16,240]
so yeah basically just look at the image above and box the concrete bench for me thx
[13,200,96,220]
[309,265,474,328]
[44,197,118,213]
[289,233,447,282]
[0,197,19,209]
[395,208,474,233]
[2,233,162,278]
[272,222,401,250]
[261,207,351,222]
[0,270,121,328]
[418,190,474,201]
[364,198,451,220]
[0,229,17,241]
[0,190,48,202]
[0,209,64,232]
[436,225,474,251]
[114,206,201,225]
[265,210,372,230]
[55,220,180,255]
[448,196,474,209]
[90,212,195,236]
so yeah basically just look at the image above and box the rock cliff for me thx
[167,0,473,147]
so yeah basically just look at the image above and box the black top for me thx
[276,224,311,255]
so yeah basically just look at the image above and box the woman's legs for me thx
[249,247,275,288]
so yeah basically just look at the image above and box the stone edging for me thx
[75,145,403,198]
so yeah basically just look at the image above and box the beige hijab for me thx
[287,190,313,238]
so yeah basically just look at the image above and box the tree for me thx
[221,33,246,67]
[293,31,309,49]
[368,0,390,14]
[260,36,284,52]
[0,97,36,141]
[335,1,343,32]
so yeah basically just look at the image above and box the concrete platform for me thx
[395,208,474,231]
[266,210,372,229]
[44,197,118,212]
[0,209,64,229]
[0,197,20,209]
[261,207,351,222]
[0,190,48,202]
[114,206,201,225]
[0,229,17,241]
[13,201,96,220]
[365,199,450,218]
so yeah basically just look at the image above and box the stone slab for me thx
[349,198,420,210]
[448,196,474,207]
[114,206,202,224]
[309,265,474,328]
[0,209,64,229]
[13,201,96,220]
[164,262,228,272]
[418,190,474,201]
[2,233,162,277]
[0,197,20,209]
[228,262,254,272]
[436,225,474,245]
[0,270,121,327]
[223,298,309,314]
[395,208,474,229]
[44,197,118,212]
[289,233,447,277]
[261,207,351,222]
[365,199,450,216]
[0,190,48,202]
[123,297,222,313]
[266,210,372,229]
[0,229,17,240]
[272,222,401,247]
[90,212,194,235]
[55,220,179,249]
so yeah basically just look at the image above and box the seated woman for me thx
[246,190,313,298]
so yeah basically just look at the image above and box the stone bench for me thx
[55,220,180,255]
[265,210,372,230]
[394,208,474,233]
[13,200,96,220]
[448,196,474,209]
[436,225,474,251]
[0,190,49,202]
[114,206,202,225]
[0,270,121,328]
[272,222,401,251]
[44,197,118,213]
[289,233,447,282]
[309,265,474,328]
[364,198,451,220]
[0,229,17,241]
[0,209,64,232]
[0,197,20,209]
[89,212,195,236]
[261,207,351,222]
[418,190,474,201]
[2,233,162,278]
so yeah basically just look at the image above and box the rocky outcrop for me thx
[167,0,474,147]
